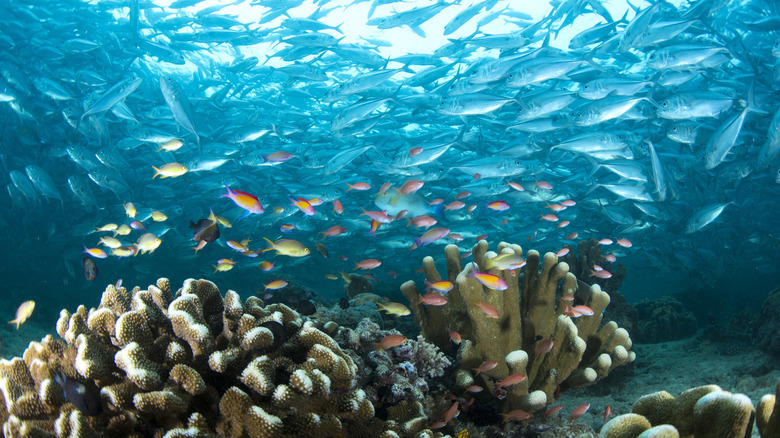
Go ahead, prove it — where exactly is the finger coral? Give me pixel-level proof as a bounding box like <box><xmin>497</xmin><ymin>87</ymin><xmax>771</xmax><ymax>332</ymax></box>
<box><xmin>400</xmin><ymin>241</ymin><xmax>636</xmax><ymax>414</ymax></box>
<box><xmin>0</xmin><ymin>277</ymin><xmax>432</xmax><ymax>437</ymax></box>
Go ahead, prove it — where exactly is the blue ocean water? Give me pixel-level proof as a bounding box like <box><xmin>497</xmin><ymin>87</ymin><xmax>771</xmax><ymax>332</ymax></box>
<box><xmin>0</xmin><ymin>0</ymin><xmax>778</xmax><ymax>346</ymax></box>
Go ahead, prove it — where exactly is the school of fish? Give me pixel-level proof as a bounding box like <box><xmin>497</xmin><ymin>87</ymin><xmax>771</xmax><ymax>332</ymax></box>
<box><xmin>1</xmin><ymin>0</ymin><xmax>779</xmax><ymax>307</ymax></box>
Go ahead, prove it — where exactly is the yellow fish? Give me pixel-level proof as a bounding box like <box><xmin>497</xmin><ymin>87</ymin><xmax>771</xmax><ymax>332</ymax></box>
<box><xmin>94</xmin><ymin>223</ymin><xmax>118</xmax><ymax>233</ymax></box>
<box><xmin>213</xmin><ymin>262</ymin><xmax>234</xmax><ymax>273</ymax></box>
<box><xmin>123</xmin><ymin>202</ymin><xmax>137</xmax><ymax>219</ymax></box>
<box><xmin>262</xmin><ymin>238</ymin><xmax>310</xmax><ymax>257</ymax></box>
<box><xmin>156</xmin><ymin>139</ymin><xmax>183</xmax><ymax>152</ymax></box>
<box><xmin>375</xmin><ymin>302</ymin><xmax>411</xmax><ymax>316</ymax></box>
<box><xmin>9</xmin><ymin>300</ymin><xmax>35</xmax><ymax>329</ymax></box>
<box><xmin>150</xmin><ymin>211</ymin><xmax>168</xmax><ymax>222</ymax></box>
<box><xmin>152</xmin><ymin>163</ymin><xmax>188</xmax><ymax>179</ymax></box>
<box><xmin>114</xmin><ymin>224</ymin><xmax>132</xmax><ymax>236</ymax></box>
<box><xmin>135</xmin><ymin>233</ymin><xmax>161</xmax><ymax>255</ymax></box>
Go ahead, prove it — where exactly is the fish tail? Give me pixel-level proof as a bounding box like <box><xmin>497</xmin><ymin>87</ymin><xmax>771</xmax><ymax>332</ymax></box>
<box><xmin>152</xmin><ymin>167</ymin><xmax>159</xmax><ymax>179</ymax></box>
<box><xmin>262</xmin><ymin>237</ymin><xmax>274</xmax><ymax>252</ymax></box>
<box><xmin>413</xmin><ymin>238</ymin><xmax>422</xmax><ymax>249</ymax></box>
<box><xmin>428</xmin><ymin>203</ymin><xmax>445</xmax><ymax>217</ymax></box>
<box><xmin>373</xmin><ymin>343</ymin><xmax>382</xmax><ymax>352</ymax></box>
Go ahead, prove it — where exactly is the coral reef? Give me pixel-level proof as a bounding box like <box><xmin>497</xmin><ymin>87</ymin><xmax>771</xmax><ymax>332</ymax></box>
<box><xmin>0</xmin><ymin>278</ymin><xmax>446</xmax><ymax>437</ymax></box>
<box><xmin>602</xmin><ymin>383</ymin><xmax>763</xmax><ymax>438</ymax></box>
<box><xmin>757</xmin><ymin>376</ymin><xmax>779</xmax><ymax>437</ymax></box>
<box><xmin>400</xmin><ymin>241</ymin><xmax>635</xmax><ymax>414</ymax></box>
<box><xmin>634</xmin><ymin>297</ymin><xmax>697</xmax><ymax>344</ymax></box>
<box><xmin>331</xmin><ymin>318</ymin><xmax>451</xmax><ymax>408</ymax></box>
<box><xmin>756</xmin><ymin>284</ymin><xmax>780</xmax><ymax>356</ymax></box>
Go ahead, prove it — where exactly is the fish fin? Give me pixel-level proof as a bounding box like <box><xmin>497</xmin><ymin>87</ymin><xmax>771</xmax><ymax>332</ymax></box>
<box><xmin>262</xmin><ymin>237</ymin><xmax>274</xmax><ymax>252</ymax></box>
<box><xmin>413</xmin><ymin>238</ymin><xmax>422</xmax><ymax>249</ymax></box>
<box><xmin>236</xmin><ymin>210</ymin><xmax>250</xmax><ymax>220</ymax></box>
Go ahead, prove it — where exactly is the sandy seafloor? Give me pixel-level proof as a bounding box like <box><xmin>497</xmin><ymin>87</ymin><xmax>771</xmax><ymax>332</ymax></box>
<box><xmin>2</xmin><ymin>308</ymin><xmax>777</xmax><ymax>437</ymax></box>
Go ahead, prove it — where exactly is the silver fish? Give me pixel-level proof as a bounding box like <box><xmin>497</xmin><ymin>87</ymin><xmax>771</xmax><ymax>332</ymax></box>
<box><xmin>160</xmin><ymin>76</ymin><xmax>200</xmax><ymax>152</ymax></box>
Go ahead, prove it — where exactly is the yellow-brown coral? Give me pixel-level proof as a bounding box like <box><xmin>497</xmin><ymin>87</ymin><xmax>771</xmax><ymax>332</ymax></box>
<box><xmin>400</xmin><ymin>241</ymin><xmax>635</xmax><ymax>413</ymax></box>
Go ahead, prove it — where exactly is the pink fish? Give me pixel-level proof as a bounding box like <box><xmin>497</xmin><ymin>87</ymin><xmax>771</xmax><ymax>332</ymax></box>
<box><xmin>221</xmin><ymin>185</ymin><xmax>264</xmax><ymax>218</ymax></box>
<box><xmin>263</xmin><ymin>151</ymin><xmax>293</xmax><ymax>163</ymax></box>
<box><xmin>486</xmin><ymin>200</ymin><xmax>510</xmax><ymax>212</ymax></box>
<box><xmin>399</xmin><ymin>180</ymin><xmax>424</xmax><ymax>195</ymax></box>
<box><xmin>418</xmin><ymin>293</ymin><xmax>448</xmax><ymax>306</ymax></box>
<box><xmin>289</xmin><ymin>197</ymin><xmax>315</xmax><ymax>216</ymax></box>
<box><xmin>354</xmin><ymin>259</ymin><xmax>381</xmax><ymax>270</ymax></box>
<box><xmin>414</xmin><ymin>227</ymin><xmax>450</xmax><ymax>248</ymax></box>
<box><xmin>406</xmin><ymin>215</ymin><xmax>437</xmax><ymax>229</ymax></box>
<box><xmin>360</xmin><ymin>208</ymin><xmax>393</xmax><ymax>223</ymax></box>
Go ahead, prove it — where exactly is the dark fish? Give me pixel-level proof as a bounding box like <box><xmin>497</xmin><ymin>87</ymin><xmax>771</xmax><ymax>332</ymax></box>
<box><xmin>53</xmin><ymin>373</ymin><xmax>103</xmax><ymax>416</ymax></box>
<box><xmin>82</xmin><ymin>256</ymin><xmax>97</xmax><ymax>281</ymax></box>
<box><xmin>295</xmin><ymin>300</ymin><xmax>316</xmax><ymax>315</ymax></box>
<box><xmin>338</xmin><ymin>297</ymin><xmax>350</xmax><ymax>309</ymax></box>
<box><xmin>189</xmin><ymin>211</ymin><xmax>220</xmax><ymax>242</ymax></box>
<box><xmin>260</xmin><ymin>321</ymin><xmax>287</xmax><ymax>350</ymax></box>
<box><xmin>315</xmin><ymin>242</ymin><xmax>328</xmax><ymax>258</ymax></box>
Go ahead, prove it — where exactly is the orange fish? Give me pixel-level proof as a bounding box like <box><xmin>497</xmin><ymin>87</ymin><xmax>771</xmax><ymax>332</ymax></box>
<box><xmin>598</xmin><ymin>238</ymin><xmax>613</xmax><ymax>245</ymax></box>
<box><xmin>475</xmin><ymin>302</ymin><xmax>499</xmax><ymax>318</ymax></box>
<box><xmin>449</xmin><ymin>328</ymin><xmax>461</xmax><ymax>344</ymax></box>
<box><xmin>616</xmin><ymin>238</ymin><xmax>632</xmax><ymax>248</ymax></box>
<box><xmin>497</xmin><ymin>373</ymin><xmax>526</xmax><ymax>388</ymax></box>
<box><xmin>319</xmin><ymin>225</ymin><xmax>347</xmax><ymax>239</ymax></box>
<box><xmin>466</xmin><ymin>385</ymin><xmax>483</xmax><ymax>393</ymax></box>
<box><xmin>569</xmin><ymin>403</ymin><xmax>590</xmax><ymax>422</ymax></box>
<box><xmin>566</xmin><ymin>232</ymin><xmax>579</xmax><ymax>240</ymax></box>
<box><xmin>258</xmin><ymin>261</ymin><xmax>275</xmax><ymax>271</ymax></box>
<box><xmin>472</xmin><ymin>361</ymin><xmax>498</xmax><ymax>376</ymax></box>
<box><xmin>558</xmin><ymin>220</ymin><xmax>570</xmax><ymax>228</ymax></box>
<box><xmin>264</xmin><ymin>280</ymin><xmax>288</xmax><ymax>290</ymax></box>
<box><xmin>590</xmin><ymin>270</ymin><xmax>612</xmax><ymax>279</ymax></box>
<box><xmin>409</xmin><ymin>146</ymin><xmax>423</xmax><ymax>157</ymax></box>
<box><xmin>507</xmin><ymin>181</ymin><xmax>524</xmax><ymax>191</ymax></box>
<box><xmin>562</xmin><ymin>199</ymin><xmax>576</xmax><ymax>207</ymax></box>
<box><xmin>346</xmin><ymin>182</ymin><xmax>371</xmax><ymax>191</ymax></box>
<box><xmin>354</xmin><ymin>259</ymin><xmax>381</xmax><ymax>270</ymax></box>
<box><xmin>535</xmin><ymin>339</ymin><xmax>554</xmax><ymax>356</ymax></box>
<box><xmin>373</xmin><ymin>334</ymin><xmax>407</xmax><ymax>351</ymax></box>
<box><xmin>406</xmin><ymin>215</ymin><xmax>437</xmax><ymax>229</ymax></box>
<box><xmin>556</xmin><ymin>248</ymin><xmax>569</xmax><ymax>257</ymax></box>
<box><xmin>332</xmin><ymin>199</ymin><xmax>343</xmax><ymax>215</ymax></box>
<box><xmin>467</xmin><ymin>268</ymin><xmax>508</xmax><ymax>291</ymax></box>
<box><xmin>545</xmin><ymin>405</ymin><xmax>563</xmax><ymax>416</ymax></box>
<box><xmin>605</xmin><ymin>253</ymin><xmax>617</xmax><ymax>262</ymax></box>
<box><xmin>425</xmin><ymin>280</ymin><xmax>454</xmax><ymax>293</ymax></box>
<box><xmin>501</xmin><ymin>409</ymin><xmax>531</xmax><ymax>423</ymax></box>
<box><xmin>455</xmin><ymin>190</ymin><xmax>471</xmax><ymax>200</ymax></box>
<box><xmin>541</xmin><ymin>214</ymin><xmax>559</xmax><ymax>222</ymax></box>
<box><xmin>603</xmin><ymin>406</ymin><xmax>613</xmax><ymax>424</ymax></box>
<box><xmin>378</xmin><ymin>182</ymin><xmax>392</xmax><ymax>195</ymax></box>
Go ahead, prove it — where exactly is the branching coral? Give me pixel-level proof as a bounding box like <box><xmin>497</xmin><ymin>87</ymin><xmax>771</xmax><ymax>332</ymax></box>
<box><xmin>400</xmin><ymin>241</ymin><xmax>635</xmax><ymax>414</ymax></box>
<box><xmin>0</xmin><ymin>278</ymin><xmax>437</xmax><ymax>437</ymax></box>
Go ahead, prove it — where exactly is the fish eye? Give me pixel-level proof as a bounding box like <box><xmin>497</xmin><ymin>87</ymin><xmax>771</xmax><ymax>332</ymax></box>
<box><xmin>649</xmin><ymin>53</ymin><xmax>655</xmax><ymax>59</ymax></box>
<box><xmin>662</xmin><ymin>101</ymin><xmax>667</xmax><ymax>107</ymax></box>
<box><xmin>671</xmin><ymin>126</ymin><xmax>678</xmax><ymax>131</ymax></box>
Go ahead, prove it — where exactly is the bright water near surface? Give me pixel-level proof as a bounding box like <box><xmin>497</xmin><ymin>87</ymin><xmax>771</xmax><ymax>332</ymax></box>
<box><xmin>0</xmin><ymin>0</ymin><xmax>779</xmax><ymax>336</ymax></box>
